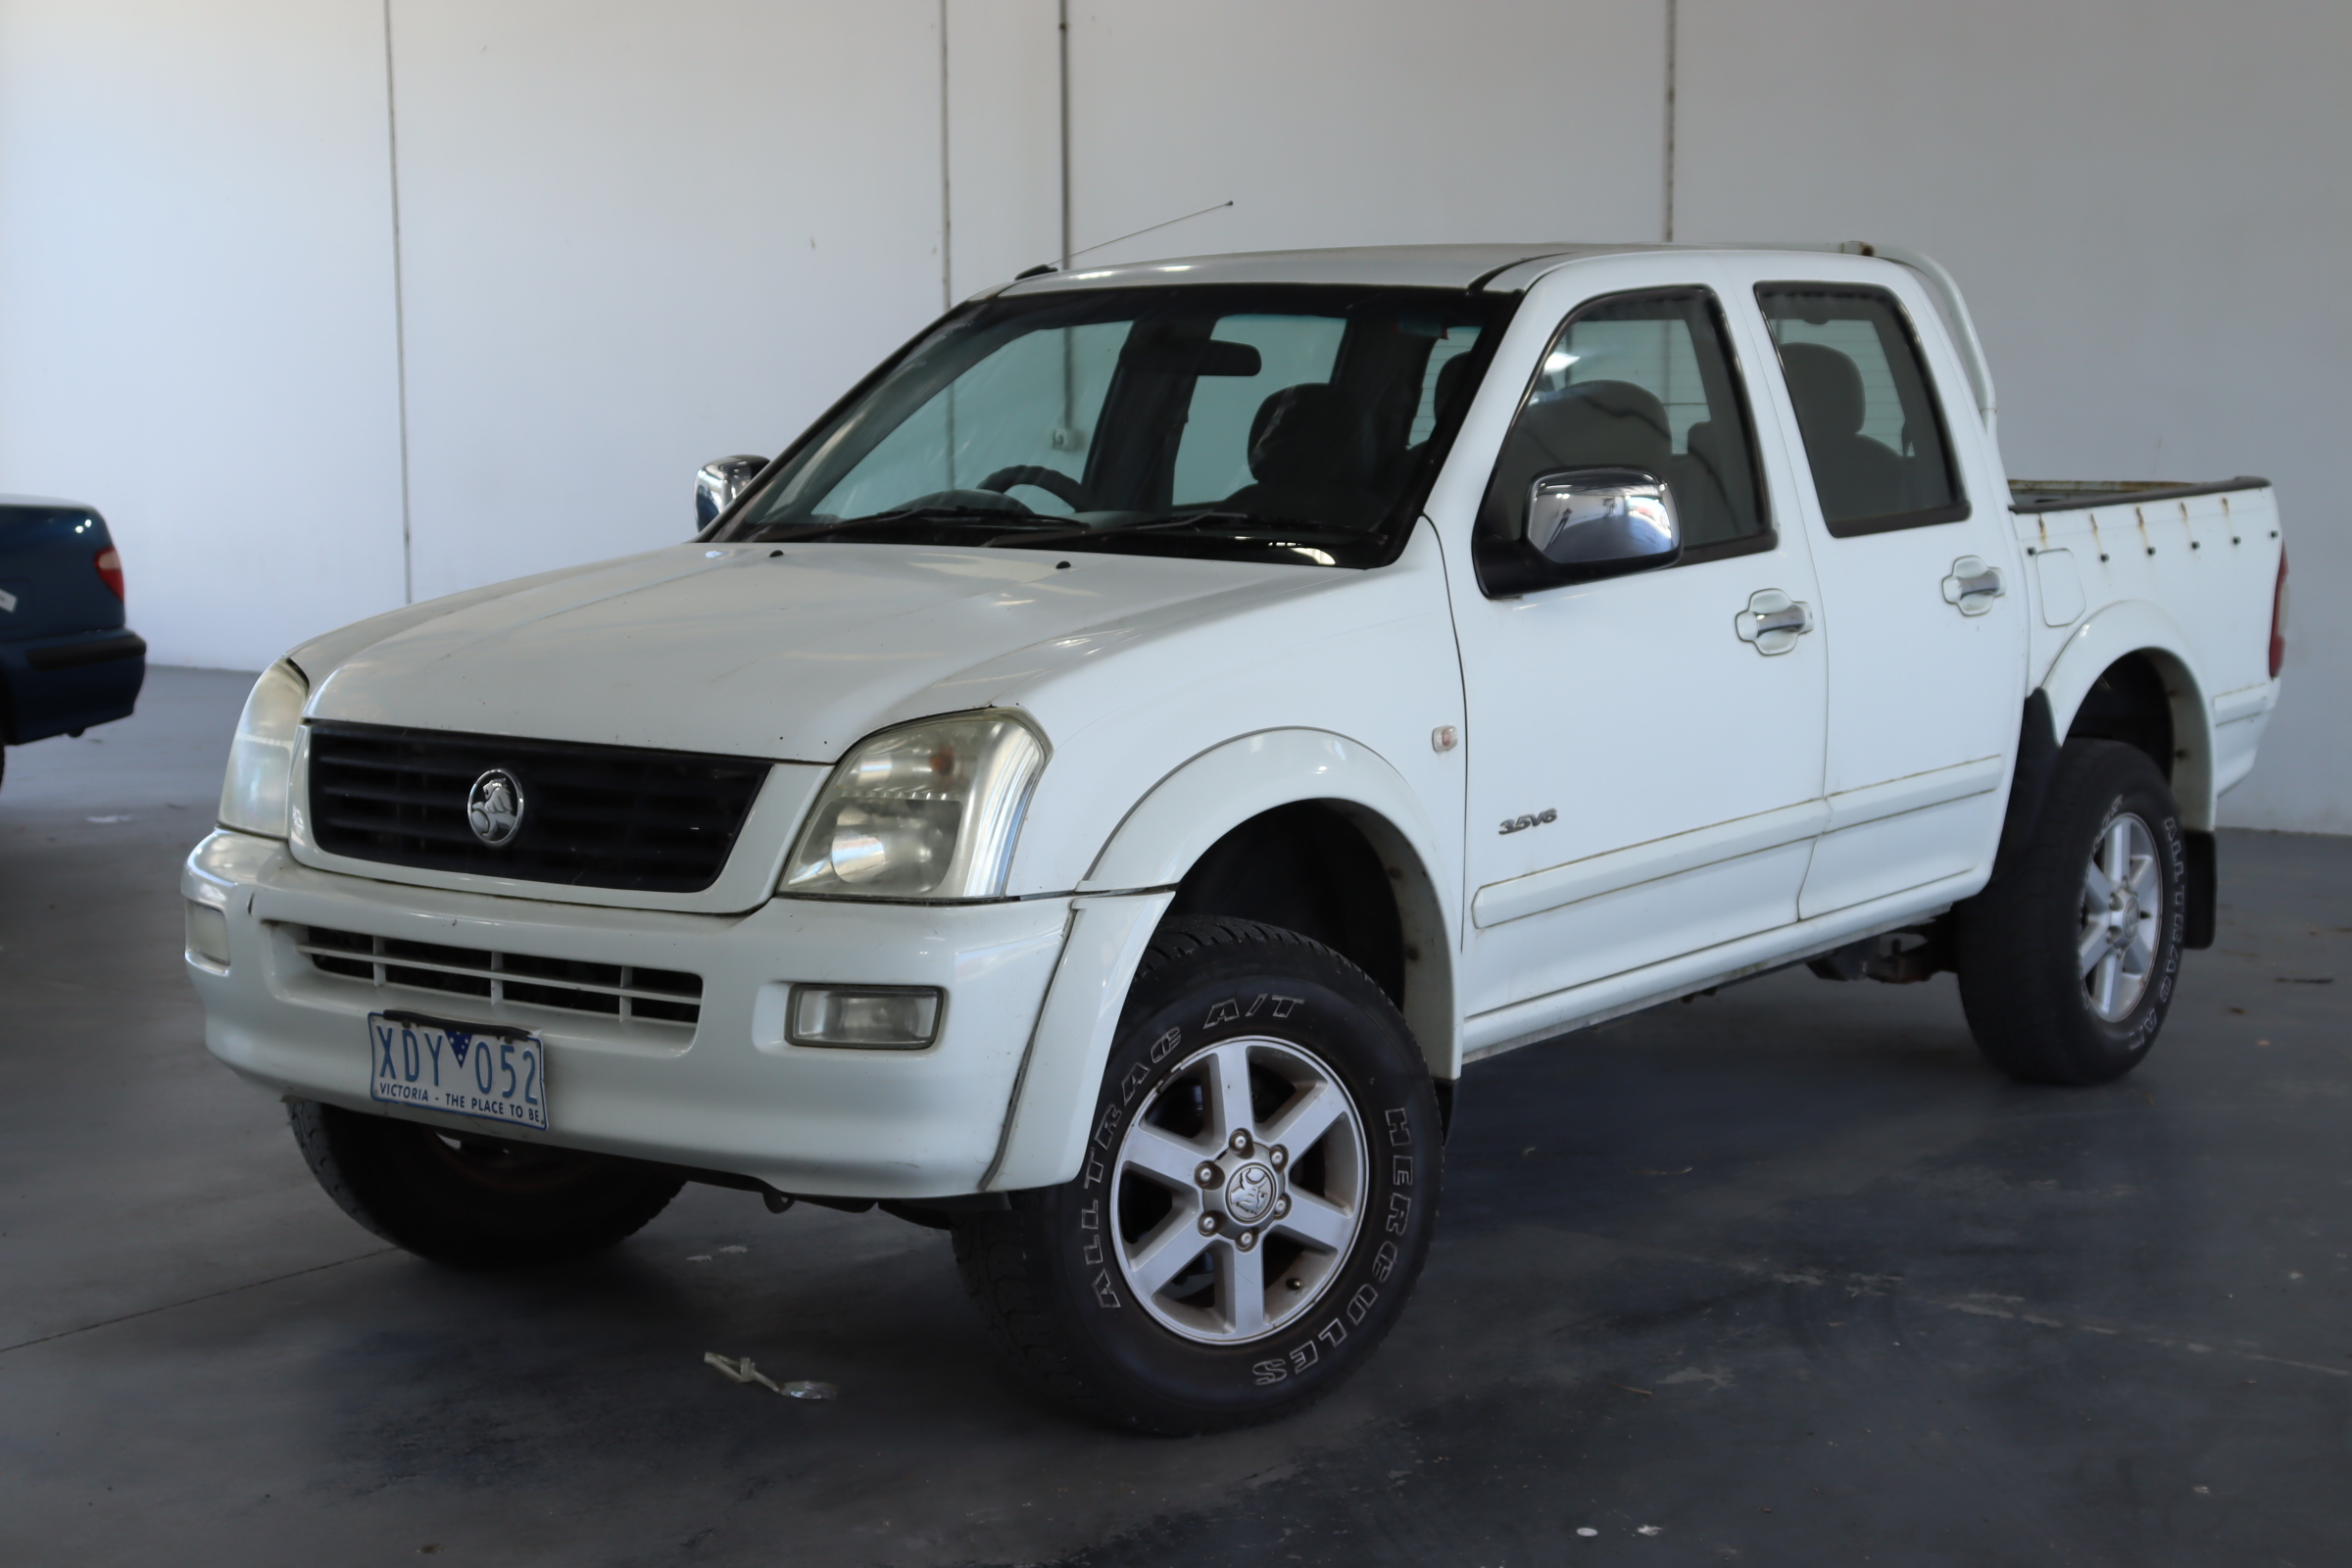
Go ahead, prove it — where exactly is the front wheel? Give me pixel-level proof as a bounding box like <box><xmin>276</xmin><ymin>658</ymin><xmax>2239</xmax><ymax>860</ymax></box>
<box><xmin>288</xmin><ymin>1101</ymin><xmax>683</xmax><ymax>1267</ymax></box>
<box><xmin>952</xmin><ymin>917</ymin><xmax>1442</xmax><ymax>1433</ymax></box>
<box><xmin>1955</xmin><ymin>739</ymin><xmax>2188</xmax><ymax>1085</ymax></box>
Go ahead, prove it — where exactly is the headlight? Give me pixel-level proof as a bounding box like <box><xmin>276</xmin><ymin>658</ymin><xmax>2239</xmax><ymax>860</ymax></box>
<box><xmin>218</xmin><ymin>661</ymin><xmax>308</xmax><ymax>837</ymax></box>
<box><xmin>781</xmin><ymin>710</ymin><xmax>1047</xmax><ymax>900</ymax></box>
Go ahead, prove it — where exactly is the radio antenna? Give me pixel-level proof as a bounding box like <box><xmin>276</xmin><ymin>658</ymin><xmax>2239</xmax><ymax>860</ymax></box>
<box><xmin>1047</xmin><ymin>199</ymin><xmax>1235</xmax><ymax>270</ymax></box>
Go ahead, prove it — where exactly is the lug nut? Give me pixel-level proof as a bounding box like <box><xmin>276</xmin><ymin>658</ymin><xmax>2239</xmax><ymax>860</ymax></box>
<box><xmin>1268</xmin><ymin>1145</ymin><xmax>1288</xmax><ymax>1170</ymax></box>
<box><xmin>1199</xmin><ymin>1212</ymin><xmax>1220</xmax><ymax>1235</ymax></box>
<box><xmin>1196</xmin><ymin>1162</ymin><xmax>1220</xmax><ymax>1188</ymax></box>
<box><xmin>1273</xmin><ymin>1194</ymin><xmax>1291</xmax><ymax>1218</ymax></box>
<box><xmin>1235</xmin><ymin>1229</ymin><xmax>1257</xmax><ymax>1251</ymax></box>
<box><xmin>1229</xmin><ymin>1130</ymin><xmax>1252</xmax><ymax>1155</ymax></box>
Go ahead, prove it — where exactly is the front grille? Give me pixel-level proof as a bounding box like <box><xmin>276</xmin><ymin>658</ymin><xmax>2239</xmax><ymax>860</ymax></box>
<box><xmin>298</xmin><ymin>925</ymin><xmax>703</xmax><ymax>1028</ymax></box>
<box><xmin>307</xmin><ymin>721</ymin><xmax>767</xmax><ymax>893</ymax></box>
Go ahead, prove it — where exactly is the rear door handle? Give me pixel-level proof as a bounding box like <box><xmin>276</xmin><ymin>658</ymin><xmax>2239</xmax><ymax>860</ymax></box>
<box><xmin>1735</xmin><ymin>588</ymin><xmax>1815</xmax><ymax>655</ymax></box>
<box><xmin>1941</xmin><ymin>556</ymin><xmax>2004</xmax><ymax>615</ymax></box>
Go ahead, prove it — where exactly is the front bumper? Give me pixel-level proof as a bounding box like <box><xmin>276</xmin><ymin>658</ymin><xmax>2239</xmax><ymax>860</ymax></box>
<box><xmin>183</xmin><ymin>830</ymin><xmax>1074</xmax><ymax>1199</ymax></box>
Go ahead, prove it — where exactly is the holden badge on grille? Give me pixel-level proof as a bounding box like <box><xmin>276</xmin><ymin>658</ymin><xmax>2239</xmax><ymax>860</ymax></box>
<box><xmin>466</xmin><ymin>768</ymin><xmax>525</xmax><ymax>846</ymax></box>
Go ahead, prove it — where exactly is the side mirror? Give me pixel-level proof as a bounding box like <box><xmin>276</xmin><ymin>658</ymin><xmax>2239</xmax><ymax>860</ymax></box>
<box><xmin>1525</xmin><ymin>467</ymin><xmax>1680</xmax><ymax>573</ymax></box>
<box><xmin>1474</xmin><ymin>466</ymin><xmax>1681</xmax><ymax>596</ymax></box>
<box><xmin>696</xmin><ymin>455</ymin><xmax>769</xmax><ymax>531</ymax></box>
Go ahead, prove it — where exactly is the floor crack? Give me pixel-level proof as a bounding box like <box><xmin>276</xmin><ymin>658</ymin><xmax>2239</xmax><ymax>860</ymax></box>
<box><xmin>0</xmin><ymin>1247</ymin><xmax>398</xmax><ymax>1356</ymax></box>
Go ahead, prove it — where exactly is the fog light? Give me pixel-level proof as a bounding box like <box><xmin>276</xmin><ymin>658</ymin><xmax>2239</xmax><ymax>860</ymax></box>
<box><xmin>786</xmin><ymin>985</ymin><xmax>942</xmax><ymax>1049</ymax></box>
<box><xmin>185</xmin><ymin>903</ymin><xmax>231</xmax><ymax>969</ymax></box>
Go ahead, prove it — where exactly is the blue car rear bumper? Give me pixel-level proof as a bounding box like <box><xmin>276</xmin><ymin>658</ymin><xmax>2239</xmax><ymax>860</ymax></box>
<box><xmin>1</xmin><ymin>627</ymin><xmax>146</xmax><ymax>744</ymax></box>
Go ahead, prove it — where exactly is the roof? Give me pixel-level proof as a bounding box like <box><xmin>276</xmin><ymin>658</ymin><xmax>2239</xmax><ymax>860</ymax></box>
<box><xmin>993</xmin><ymin>243</ymin><xmax>1671</xmax><ymax>295</ymax></box>
<box><xmin>986</xmin><ymin>241</ymin><xmax>1995</xmax><ymax>424</ymax></box>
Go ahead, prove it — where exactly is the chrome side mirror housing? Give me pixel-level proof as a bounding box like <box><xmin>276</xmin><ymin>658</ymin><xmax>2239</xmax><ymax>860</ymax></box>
<box><xmin>1474</xmin><ymin>466</ymin><xmax>1682</xmax><ymax>596</ymax></box>
<box><xmin>696</xmin><ymin>454</ymin><xmax>769</xmax><ymax>531</ymax></box>
<box><xmin>1526</xmin><ymin>467</ymin><xmax>1680</xmax><ymax>571</ymax></box>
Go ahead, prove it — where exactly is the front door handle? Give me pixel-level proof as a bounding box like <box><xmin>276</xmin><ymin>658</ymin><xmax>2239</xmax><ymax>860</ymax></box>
<box><xmin>1735</xmin><ymin>588</ymin><xmax>1815</xmax><ymax>655</ymax></box>
<box><xmin>1941</xmin><ymin>556</ymin><xmax>2004</xmax><ymax>615</ymax></box>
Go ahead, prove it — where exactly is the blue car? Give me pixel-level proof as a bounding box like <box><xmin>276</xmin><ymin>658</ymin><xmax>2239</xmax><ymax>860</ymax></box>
<box><xmin>0</xmin><ymin>495</ymin><xmax>146</xmax><ymax>789</ymax></box>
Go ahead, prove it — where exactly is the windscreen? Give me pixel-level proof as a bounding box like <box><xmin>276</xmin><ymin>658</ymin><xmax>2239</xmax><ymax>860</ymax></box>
<box><xmin>716</xmin><ymin>284</ymin><xmax>1509</xmax><ymax>566</ymax></box>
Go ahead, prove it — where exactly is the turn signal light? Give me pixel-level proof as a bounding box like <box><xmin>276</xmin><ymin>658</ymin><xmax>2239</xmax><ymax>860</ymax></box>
<box><xmin>94</xmin><ymin>546</ymin><xmax>124</xmax><ymax>601</ymax></box>
<box><xmin>785</xmin><ymin>985</ymin><xmax>943</xmax><ymax>1049</ymax></box>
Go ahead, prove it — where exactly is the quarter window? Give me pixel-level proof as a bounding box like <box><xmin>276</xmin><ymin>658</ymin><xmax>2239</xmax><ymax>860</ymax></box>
<box><xmin>1482</xmin><ymin>288</ymin><xmax>1770</xmax><ymax>563</ymax></box>
<box><xmin>1755</xmin><ymin>284</ymin><xmax>1968</xmax><ymax>536</ymax></box>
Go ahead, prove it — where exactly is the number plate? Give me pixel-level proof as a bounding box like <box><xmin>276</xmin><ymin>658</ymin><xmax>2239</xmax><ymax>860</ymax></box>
<box><xmin>368</xmin><ymin>1012</ymin><xmax>548</xmax><ymax>1131</ymax></box>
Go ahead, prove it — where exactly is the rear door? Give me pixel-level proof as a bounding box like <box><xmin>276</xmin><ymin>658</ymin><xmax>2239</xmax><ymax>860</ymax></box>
<box><xmin>1721</xmin><ymin>257</ymin><xmax>2026</xmax><ymax>917</ymax></box>
<box><xmin>1440</xmin><ymin>256</ymin><xmax>1829</xmax><ymax>1021</ymax></box>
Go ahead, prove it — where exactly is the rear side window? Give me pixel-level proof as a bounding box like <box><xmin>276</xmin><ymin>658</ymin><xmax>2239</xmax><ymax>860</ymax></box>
<box><xmin>1755</xmin><ymin>284</ymin><xmax>1968</xmax><ymax>536</ymax></box>
<box><xmin>1482</xmin><ymin>288</ymin><xmax>1770</xmax><ymax>561</ymax></box>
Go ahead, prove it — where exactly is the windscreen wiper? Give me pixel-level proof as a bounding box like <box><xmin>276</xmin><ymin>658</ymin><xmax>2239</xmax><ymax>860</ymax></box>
<box><xmin>989</xmin><ymin>510</ymin><xmax>1307</xmax><ymax>551</ymax></box>
<box><xmin>754</xmin><ymin>506</ymin><xmax>1072</xmax><ymax>543</ymax></box>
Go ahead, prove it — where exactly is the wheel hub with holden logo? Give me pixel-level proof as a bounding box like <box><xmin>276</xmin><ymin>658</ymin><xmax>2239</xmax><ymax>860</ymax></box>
<box><xmin>1109</xmin><ymin>1034</ymin><xmax>1369</xmax><ymax>1346</ymax></box>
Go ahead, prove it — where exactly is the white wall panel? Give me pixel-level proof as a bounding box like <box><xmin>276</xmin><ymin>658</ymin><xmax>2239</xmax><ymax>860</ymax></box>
<box><xmin>3</xmin><ymin>0</ymin><xmax>2345</xmax><ymax>828</ymax></box>
<box><xmin>388</xmin><ymin>0</ymin><xmax>948</xmax><ymax>600</ymax></box>
<box><xmin>946</xmin><ymin>0</ymin><xmax>1063</xmax><ymax>299</ymax></box>
<box><xmin>1064</xmin><ymin>0</ymin><xmax>1667</xmax><ymax>265</ymax></box>
<box><xmin>0</xmin><ymin>0</ymin><xmax>408</xmax><ymax>670</ymax></box>
<box><xmin>1673</xmin><ymin>0</ymin><xmax>2352</xmax><ymax>830</ymax></box>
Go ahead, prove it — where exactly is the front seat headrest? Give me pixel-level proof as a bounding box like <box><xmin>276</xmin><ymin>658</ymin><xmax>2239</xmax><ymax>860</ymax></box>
<box><xmin>1248</xmin><ymin>384</ymin><xmax>1362</xmax><ymax>485</ymax></box>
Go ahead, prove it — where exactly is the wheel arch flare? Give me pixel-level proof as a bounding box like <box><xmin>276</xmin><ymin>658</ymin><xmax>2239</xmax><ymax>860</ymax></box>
<box><xmin>986</xmin><ymin>729</ymin><xmax>1458</xmax><ymax>1194</ymax></box>
<box><xmin>2036</xmin><ymin>601</ymin><xmax>2216</xmax><ymax>830</ymax></box>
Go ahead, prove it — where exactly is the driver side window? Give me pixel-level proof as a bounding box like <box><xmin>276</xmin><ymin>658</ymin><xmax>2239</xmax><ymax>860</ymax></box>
<box><xmin>1482</xmin><ymin>287</ymin><xmax>1770</xmax><ymax>563</ymax></box>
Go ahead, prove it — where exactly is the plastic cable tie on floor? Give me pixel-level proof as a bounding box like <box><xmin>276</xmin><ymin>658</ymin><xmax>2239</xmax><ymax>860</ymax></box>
<box><xmin>703</xmin><ymin>1352</ymin><xmax>783</xmax><ymax>1394</ymax></box>
<box><xmin>705</xmin><ymin>1354</ymin><xmax>833</xmax><ymax>1400</ymax></box>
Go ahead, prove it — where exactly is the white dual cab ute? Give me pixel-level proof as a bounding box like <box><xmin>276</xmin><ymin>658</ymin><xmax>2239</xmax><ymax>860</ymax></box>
<box><xmin>186</xmin><ymin>242</ymin><xmax>2286</xmax><ymax>1432</ymax></box>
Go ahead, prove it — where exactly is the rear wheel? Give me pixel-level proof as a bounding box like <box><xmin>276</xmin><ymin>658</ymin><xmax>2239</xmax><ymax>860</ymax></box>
<box><xmin>1955</xmin><ymin>739</ymin><xmax>2187</xmax><ymax>1085</ymax></box>
<box><xmin>288</xmin><ymin>1101</ymin><xmax>682</xmax><ymax>1267</ymax></box>
<box><xmin>952</xmin><ymin>917</ymin><xmax>1441</xmax><ymax>1433</ymax></box>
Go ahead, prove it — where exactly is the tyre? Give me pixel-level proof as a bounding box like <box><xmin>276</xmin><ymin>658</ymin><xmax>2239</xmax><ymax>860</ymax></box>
<box><xmin>952</xmin><ymin>917</ymin><xmax>1442</xmax><ymax>1434</ymax></box>
<box><xmin>288</xmin><ymin>1101</ymin><xmax>683</xmax><ymax>1267</ymax></box>
<box><xmin>1955</xmin><ymin>738</ymin><xmax>2187</xmax><ymax>1085</ymax></box>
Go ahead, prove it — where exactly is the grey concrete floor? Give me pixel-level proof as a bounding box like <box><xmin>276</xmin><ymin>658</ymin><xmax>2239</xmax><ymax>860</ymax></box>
<box><xmin>4</xmin><ymin>667</ymin><xmax>2349</xmax><ymax>1567</ymax></box>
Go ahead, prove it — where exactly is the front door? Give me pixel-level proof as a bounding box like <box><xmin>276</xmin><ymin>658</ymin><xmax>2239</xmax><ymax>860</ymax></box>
<box><xmin>1441</xmin><ymin>259</ymin><xmax>1830</xmax><ymax>1022</ymax></box>
<box><xmin>1723</xmin><ymin>259</ymin><xmax>2026</xmax><ymax>918</ymax></box>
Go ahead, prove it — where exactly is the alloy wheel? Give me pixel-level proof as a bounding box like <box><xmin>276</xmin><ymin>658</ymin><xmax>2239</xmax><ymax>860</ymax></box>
<box><xmin>2079</xmin><ymin>811</ymin><xmax>2162</xmax><ymax>1021</ymax></box>
<box><xmin>1110</xmin><ymin>1035</ymin><xmax>1368</xmax><ymax>1345</ymax></box>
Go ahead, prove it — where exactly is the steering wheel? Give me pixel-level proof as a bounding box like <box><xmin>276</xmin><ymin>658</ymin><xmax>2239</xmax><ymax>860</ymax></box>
<box><xmin>978</xmin><ymin>466</ymin><xmax>1090</xmax><ymax>512</ymax></box>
